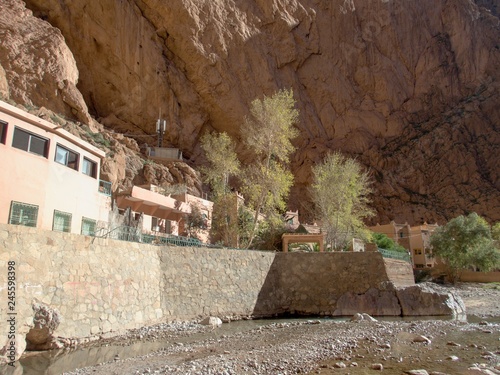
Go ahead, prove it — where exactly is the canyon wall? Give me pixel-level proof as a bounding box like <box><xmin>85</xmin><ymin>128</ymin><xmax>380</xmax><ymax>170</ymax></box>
<box><xmin>0</xmin><ymin>0</ymin><xmax>499</xmax><ymax>224</ymax></box>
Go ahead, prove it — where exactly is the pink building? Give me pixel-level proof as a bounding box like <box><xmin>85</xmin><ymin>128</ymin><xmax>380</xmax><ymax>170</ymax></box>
<box><xmin>0</xmin><ymin>100</ymin><xmax>111</xmax><ymax>234</ymax></box>
<box><xmin>115</xmin><ymin>184</ymin><xmax>213</xmax><ymax>243</ymax></box>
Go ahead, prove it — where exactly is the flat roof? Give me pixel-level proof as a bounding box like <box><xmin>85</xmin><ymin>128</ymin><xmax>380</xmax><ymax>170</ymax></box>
<box><xmin>0</xmin><ymin>100</ymin><xmax>106</xmax><ymax>159</ymax></box>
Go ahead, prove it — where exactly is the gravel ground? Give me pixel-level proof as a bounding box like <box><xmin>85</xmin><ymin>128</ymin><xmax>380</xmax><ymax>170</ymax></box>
<box><xmin>63</xmin><ymin>283</ymin><xmax>500</xmax><ymax>375</ymax></box>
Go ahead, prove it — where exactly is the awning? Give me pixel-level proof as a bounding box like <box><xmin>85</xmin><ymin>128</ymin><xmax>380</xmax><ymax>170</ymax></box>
<box><xmin>116</xmin><ymin>185</ymin><xmax>191</xmax><ymax>221</ymax></box>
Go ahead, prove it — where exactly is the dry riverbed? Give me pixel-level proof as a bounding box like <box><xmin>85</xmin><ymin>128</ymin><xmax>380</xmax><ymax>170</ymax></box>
<box><xmin>58</xmin><ymin>283</ymin><xmax>500</xmax><ymax>374</ymax></box>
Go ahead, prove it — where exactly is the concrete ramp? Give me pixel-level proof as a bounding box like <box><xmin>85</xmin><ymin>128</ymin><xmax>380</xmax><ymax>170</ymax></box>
<box><xmin>383</xmin><ymin>258</ymin><xmax>415</xmax><ymax>287</ymax></box>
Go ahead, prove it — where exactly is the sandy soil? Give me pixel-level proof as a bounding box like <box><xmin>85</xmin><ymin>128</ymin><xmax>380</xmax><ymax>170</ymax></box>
<box><xmin>60</xmin><ymin>283</ymin><xmax>500</xmax><ymax>375</ymax></box>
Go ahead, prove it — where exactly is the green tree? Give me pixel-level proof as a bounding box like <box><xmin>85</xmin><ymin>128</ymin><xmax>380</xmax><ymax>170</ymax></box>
<box><xmin>200</xmin><ymin>132</ymin><xmax>240</xmax><ymax>199</ymax></box>
<box><xmin>240</xmin><ymin>88</ymin><xmax>299</xmax><ymax>249</ymax></box>
<box><xmin>492</xmin><ymin>222</ymin><xmax>500</xmax><ymax>242</ymax></box>
<box><xmin>430</xmin><ymin>213</ymin><xmax>500</xmax><ymax>283</ymax></box>
<box><xmin>371</xmin><ymin>232</ymin><xmax>407</xmax><ymax>253</ymax></box>
<box><xmin>311</xmin><ymin>152</ymin><xmax>374</xmax><ymax>251</ymax></box>
<box><xmin>185</xmin><ymin>204</ymin><xmax>206</xmax><ymax>239</ymax></box>
<box><xmin>200</xmin><ymin>132</ymin><xmax>240</xmax><ymax>246</ymax></box>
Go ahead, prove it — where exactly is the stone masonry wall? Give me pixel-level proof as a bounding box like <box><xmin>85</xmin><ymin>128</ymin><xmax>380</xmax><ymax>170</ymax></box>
<box><xmin>255</xmin><ymin>252</ymin><xmax>398</xmax><ymax>317</ymax></box>
<box><xmin>0</xmin><ymin>224</ymin><xmax>411</xmax><ymax>346</ymax></box>
<box><xmin>160</xmin><ymin>248</ymin><xmax>276</xmax><ymax>319</ymax></box>
<box><xmin>0</xmin><ymin>224</ymin><xmax>163</xmax><ymax>340</ymax></box>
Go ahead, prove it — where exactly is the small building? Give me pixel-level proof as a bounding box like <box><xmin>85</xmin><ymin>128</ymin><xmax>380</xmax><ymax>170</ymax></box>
<box><xmin>369</xmin><ymin>221</ymin><xmax>439</xmax><ymax>268</ymax></box>
<box><xmin>0</xmin><ymin>100</ymin><xmax>111</xmax><ymax>234</ymax></box>
<box><xmin>410</xmin><ymin>223</ymin><xmax>439</xmax><ymax>268</ymax></box>
<box><xmin>115</xmin><ymin>184</ymin><xmax>213</xmax><ymax>243</ymax></box>
<box><xmin>369</xmin><ymin>221</ymin><xmax>412</xmax><ymax>250</ymax></box>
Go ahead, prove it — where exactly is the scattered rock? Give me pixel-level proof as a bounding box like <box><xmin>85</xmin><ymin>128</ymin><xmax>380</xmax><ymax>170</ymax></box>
<box><xmin>350</xmin><ymin>313</ymin><xmax>378</xmax><ymax>322</ymax></box>
<box><xmin>371</xmin><ymin>363</ymin><xmax>384</xmax><ymax>370</ymax></box>
<box><xmin>405</xmin><ymin>370</ymin><xmax>430</xmax><ymax>375</ymax></box>
<box><xmin>413</xmin><ymin>335</ymin><xmax>432</xmax><ymax>344</ymax></box>
<box><xmin>200</xmin><ymin>317</ymin><xmax>223</xmax><ymax>327</ymax></box>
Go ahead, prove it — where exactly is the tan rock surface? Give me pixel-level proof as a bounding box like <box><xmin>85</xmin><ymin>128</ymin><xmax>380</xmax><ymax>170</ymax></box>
<box><xmin>0</xmin><ymin>0</ymin><xmax>498</xmax><ymax>224</ymax></box>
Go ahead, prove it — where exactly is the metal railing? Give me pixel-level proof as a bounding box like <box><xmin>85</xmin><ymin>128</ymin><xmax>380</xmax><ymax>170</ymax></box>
<box><xmin>378</xmin><ymin>247</ymin><xmax>412</xmax><ymax>263</ymax></box>
<box><xmin>93</xmin><ymin>225</ymin><xmax>204</xmax><ymax>247</ymax></box>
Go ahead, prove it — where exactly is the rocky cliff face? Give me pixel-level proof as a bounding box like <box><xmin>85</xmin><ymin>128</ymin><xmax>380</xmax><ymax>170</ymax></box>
<box><xmin>1</xmin><ymin>0</ymin><xmax>499</xmax><ymax>225</ymax></box>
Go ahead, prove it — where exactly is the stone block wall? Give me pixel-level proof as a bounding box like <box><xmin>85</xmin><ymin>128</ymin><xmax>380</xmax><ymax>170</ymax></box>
<box><xmin>0</xmin><ymin>224</ymin><xmax>416</xmax><ymax>346</ymax></box>
<box><xmin>0</xmin><ymin>224</ymin><xmax>162</xmax><ymax>340</ymax></box>
<box><xmin>160</xmin><ymin>248</ymin><xmax>275</xmax><ymax>319</ymax></box>
<box><xmin>255</xmin><ymin>252</ymin><xmax>396</xmax><ymax>316</ymax></box>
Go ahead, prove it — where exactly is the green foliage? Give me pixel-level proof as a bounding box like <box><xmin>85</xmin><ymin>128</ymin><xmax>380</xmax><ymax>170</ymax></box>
<box><xmin>250</xmin><ymin>220</ymin><xmax>288</xmax><ymax>251</ymax></box>
<box><xmin>311</xmin><ymin>152</ymin><xmax>374</xmax><ymax>251</ymax></box>
<box><xmin>243</xmin><ymin>88</ymin><xmax>299</xmax><ymax>163</ymax></box>
<box><xmin>236</xmin><ymin>205</ymin><xmax>255</xmax><ymax>248</ymax></box>
<box><xmin>430</xmin><ymin>212</ymin><xmax>500</xmax><ymax>283</ymax></box>
<box><xmin>371</xmin><ymin>232</ymin><xmax>407</xmax><ymax>253</ymax></box>
<box><xmin>240</xmin><ymin>88</ymin><xmax>299</xmax><ymax>248</ymax></box>
<box><xmin>209</xmin><ymin>194</ymin><xmax>238</xmax><ymax>247</ymax></box>
<box><xmin>184</xmin><ymin>204</ymin><xmax>207</xmax><ymax>239</ymax></box>
<box><xmin>200</xmin><ymin>132</ymin><xmax>240</xmax><ymax>199</ymax></box>
<box><xmin>82</xmin><ymin>125</ymin><xmax>111</xmax><ymax>149</ymax></box>
<box><xmin>200</xmin><ymin>132</ymin><xmax>240</xmax><ymax>246</ymax></box>
<box><xmin>492</xmin><ymin>222</ymin><xmax>500</xmax><ymax>242</ymax></box>
<box><xmin>242</xmin><ymin>159</ymin><xmax>294</xmax><ymax>220</ymax></box>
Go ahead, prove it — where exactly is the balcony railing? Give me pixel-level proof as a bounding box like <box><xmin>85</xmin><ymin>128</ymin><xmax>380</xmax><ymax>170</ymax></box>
<box><xmin>378</xmin><ymin>247</ymin><xmax>412</xmax><ymax>263</ymax></box>
<box><xmin>92</xmin><ymin>225</ymin><xmax>204</xmax><ymax>247</ymax></box>
<box><xmin>98</xmin><ymin>180</ymin><xmax>112</xmax><ymax>196</ymax></box>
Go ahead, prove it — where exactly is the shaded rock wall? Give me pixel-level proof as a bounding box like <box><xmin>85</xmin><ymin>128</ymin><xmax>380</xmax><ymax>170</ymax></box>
<box><xmin>0</xmin><ymin>0</ymin><xmax>499</xmax><ymax>225</ymax></box>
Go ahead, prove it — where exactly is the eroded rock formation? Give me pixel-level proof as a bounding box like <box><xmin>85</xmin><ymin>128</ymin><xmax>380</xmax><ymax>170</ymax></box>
<box><xmin>0</xmin><ymin>0</ymin><xmax>499</xmax><ymax>224</ymax></box>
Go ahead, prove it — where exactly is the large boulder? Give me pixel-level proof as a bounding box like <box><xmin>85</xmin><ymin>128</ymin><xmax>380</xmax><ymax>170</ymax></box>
<box><xmin>333</xmin><ymin>287</ymin><xmax>402</xmax><ymax>316</ymax></box>
<box><xmin>396</xmin><ymin>283</ymin><xmax>466</xmax><ymax>317</ymax></box>
<box><xmin>25</xmin><ymin>301</ymin><xmax>64</xmax><ymax>351</ymax></box>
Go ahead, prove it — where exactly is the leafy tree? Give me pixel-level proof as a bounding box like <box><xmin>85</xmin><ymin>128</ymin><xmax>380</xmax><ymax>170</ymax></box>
<box><xmin>200</xmin><ymin>132</ymin><xmax>240</xmax><ymax>246</ymax></box>
<box><xmin>492</xmin><ymin>222</ymin><xmax>500</xmax><ymax>242</ymax></box>
<box><xmin>371</xmin><ymin>232</ymin><xmax>407</xmax><ymax>253</ymax></box>
<box><xmin>311</xmin><ymin>152</ymin><xmax>374</xmax><ymax>251</ymax></box>
<box><xmin>240</xmin><ymin>88</ymin><xmax>299</xmax><ymax>248</ymax></box>
<box><xmin>200</xmin><ymin>131</ymin><xmax>240</xmax><ymax>199</ymax></box>
<box><xmin>430</xmin><ymin>213</ymin><xmax>500</xmax><ymax>283</ymax></box>
<box><xmin>185</xmin><ymin>204</ymin><xmax>206</xmax><ymax>239</ymax></box>
<box><xmin>237</xmin><ymin>205</ymin><xmax>255</xmax><ymax>248</ymax></box>
<box><xmin>252</xmin><ymin>220</ymin><xmax>288</xmax><ymax>251</ymax></box>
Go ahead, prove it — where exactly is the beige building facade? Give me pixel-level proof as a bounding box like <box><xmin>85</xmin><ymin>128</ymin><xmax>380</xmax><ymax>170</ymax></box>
<box><xmin>0</xmin><ymin>100</ymin><xmax>111</xmax><ymax>235</ymax></box>
<box><xmin>370</xmin><ymin>221</ymin><xmax>439</xmax><ymax>269</ymax></box>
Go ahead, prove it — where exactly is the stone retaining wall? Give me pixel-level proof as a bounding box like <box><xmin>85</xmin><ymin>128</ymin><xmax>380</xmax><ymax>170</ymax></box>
<box><xmin>0</xmin><ymin>224</ymin><xmax>413</xmax><ymax>345</ymax></box>
<box><xmin>0</xmin><ymin>225</ymin><xmax>162</xmax><ymax>340</ymax></box>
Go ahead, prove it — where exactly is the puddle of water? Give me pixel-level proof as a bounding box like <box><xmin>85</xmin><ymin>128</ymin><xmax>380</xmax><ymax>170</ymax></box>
<box><xmin>1</xmin><ymin>316</ymin><xmax>498</xmax><ymax>375</ymax></box>
<box><xmin>2</xmin><ymin>319</ymin><xmax>309</xmax><ymax>375</ymax></box>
